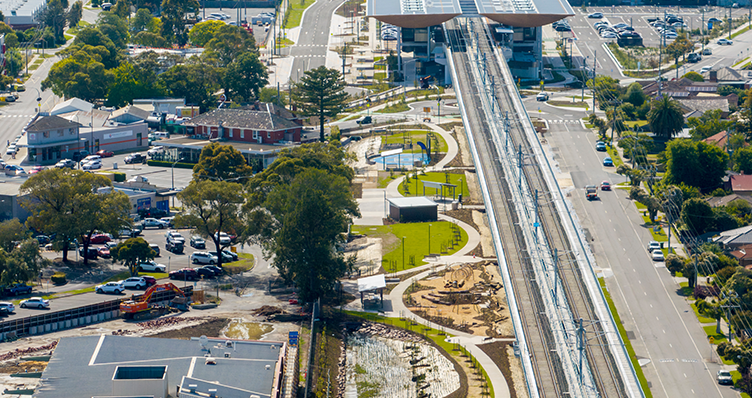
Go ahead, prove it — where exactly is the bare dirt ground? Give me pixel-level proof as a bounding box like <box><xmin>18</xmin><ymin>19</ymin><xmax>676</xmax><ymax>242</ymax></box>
<box><xmin>348</xmin><ymin>136</ymin><xmax>382</xmax><ymax>189</ymax></box>
<box><xmin>473</xmin><ymin>211</ymin><xmax>496</xmax><ymax>260</ymax></box>
<box><xmin>345</xmin><ymin>236</ymin><xmax>383</xmax><ymax>276</ymax></box>
<box><xmin>405</xmin><ymin>261</ymin><xmax>510</xmax><ymax>337</ymax></box>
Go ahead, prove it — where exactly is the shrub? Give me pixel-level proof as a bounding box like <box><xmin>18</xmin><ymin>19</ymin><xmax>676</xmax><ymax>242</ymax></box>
<box><xmin>51</xmin><ymin>272</ymin><xmax>66</xmax><ymax>285</ymax></box>
<box><xmin>146</xmin><ymin>160</ymin><xmax>195</xmax><ymax>169</ymax></box>
<box><xmin>113</xmin><ymin>172</ymin><xmax>126</xmax><ymax>182</ymax></box>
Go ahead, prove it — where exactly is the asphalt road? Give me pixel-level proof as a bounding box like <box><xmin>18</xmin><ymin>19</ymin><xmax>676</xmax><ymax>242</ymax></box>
<box><xmin>287</xmin><ymin>0</ymin><xmax>345</xmax><ymax>83</ymax></box>
<box><xmin>527</xmin><ymin>96</ymin><xmax>736</xmax><ymax>398</ymax></box>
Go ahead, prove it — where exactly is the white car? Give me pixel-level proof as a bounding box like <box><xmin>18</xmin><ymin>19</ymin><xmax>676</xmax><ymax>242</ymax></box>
<box><xmin>701</xmin><ymin>66</ymin><xmax>712</xmax><ymax>74</ymax></box>
<box><xmin>718</xmin><ymin>38</ymin><xmax>733</xmax><ymax>45</ymax></box>
<box><xmin>647</xmin><ymin>241</ymin><xmax>661</xmax><ymax>252</ymax></box>
<box><xmin>214</xmin><ymin>232</ymin><xmax>232</xmax><ymax>245</ymax></box>
<box><xmin>717</xmin><ymin>369</ymin><xmax>733</xmax><ymax>385</ymax></box>
<box><xmin>5</xmin><ymin>146</ymin><xmax>17</xmax><ymax>155</ymax></box>
<box><xmin>0</xmin><ymin>302</ymin><xmax>15</xmax><ymax>314</ymax></box>
<box><xmin>147</xmin><ymin>146</ymin><xmax>165</xmax><ymax>157</ymax></box>
<box><xmin>165</xmin><ymin>230</ymin><xmax>185</xmax><ymax>243</ymax></box>
<box><xmin>142</xmin><ymin>218</ymin><xmax>169</xmax><ymax>229</ymax></box>
<box><xmin>651</xmin><ymin>250</ymin><xmax>665</xmax><ymax>262</ymax></box>
<box><xmin>20</xmin><ymin>297</ymin><xmax>50</xmax><ymax>309</ymax></box>
<box><xmin>83</xmin><ymin>155</ymin><xmax>102</xmax><ymax>163</ymax></box>
<box><xmin>137</xmin><ymin>260</ymin><xmax>167</xmax><ymax>272</ymax></box>
<box><xmin>664</xmin><ymin>32</ymin><xmax>678</xmax><ymax>39</ymax></box>
<box><xmin>601</xmin><ymin>31</ymin><xmax>617</xmax><ymax>38</ymax></box>
<box><xmin>121</xmin><ymin>277</ymin><xmax>147</xmax><ymax>290</ymax></box>
<box><xmin>82</xmin><ymin>160</ymin><xmax>102</xmax><ymax>170</ymax></box>
<box><xmin>191</xmin><ymin>251</ymin><xmax>219</xmax><ymax>265</ymax></box>
<box><xmin>95</xmin><ymin>281</ymin><xmax>124</xmax><ymax>294</ymax></box>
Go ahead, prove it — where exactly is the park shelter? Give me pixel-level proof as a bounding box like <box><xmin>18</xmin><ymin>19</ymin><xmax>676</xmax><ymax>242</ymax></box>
<box><xmin>421</xmin><ymin>180</ymin><xmax>458</xmax><ymax>201</ymax></box>
<box><xmin>358</xmin><ymin>274</ymin><xmax>386</xmax><ymax>308</ymax></box>
<box><xmin>387</xmin><ymin>197</ymin><xmax>438</xmax><ymax>222</ymax></box>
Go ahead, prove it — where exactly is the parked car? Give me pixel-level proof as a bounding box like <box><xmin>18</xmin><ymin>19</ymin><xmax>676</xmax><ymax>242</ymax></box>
<box><xmin>54</xmin><ymin>159</ymin><xmax>76</xmax><ymax>169</ymax></box>
<box><xmin>20</xmin><ymin>297</ymin><xmax>49</xmax><ymax>309</ymax></box>
<box><xmin>709</xmin><ymin>17</ymin><xmax>721</xmax><ymax>23</ymax></box>
<box><xmin>139</xmin><ymin>208</ymin><xmax>169</xmax><ymax>219</ymax></box>
<box><xmin>603</xmin><ymin>157</ymin><xmax>614</xmax><ymax>167</ymax></box>
<box><xmin>118</xmin><ymin>227</ymin><xmax>142</xmax><ymax>238</ymax></box>
<box><xmin>124</xmin><ymin>153</ymin><xmax>148</xmax><ymax>164</ymax></box>
<box><xmin>29</xmin><ymin>166</ymin><xmax>46</xmax><ymax>174</ymax></box>
<box><xmin>83</xmin><ymin>155</ymin><xmax>102</xmax><ymax>163</ymax></box>
<box><xmin>147</xmin><ymin>146</ymin><xmax>165</xmax><ymax>157</ymax></box>
<box><xmin>142</xmin><ymin>218</ymin><xmax>169</xmax><ymax>229</ymax></box>
<box><xmin>149</xmin><ymin>244</ymin><xmax>161</xmax><ymax>257</ymax></box>
<box><xmin>141</xmin><ymin>275</ymin><xmax>157</xmax><ymax>287</ymax></box>
<box><xmin>223</xmin><ymin>249</ymin><xmax>239</xmax><ymax>261</ymax></box>
<box><xmin>601</xmin><ymin>181</ymin><xmax>611</xmax><ymax>191</ymax></box>
<box><xmin>587</xmin><ymin>12</ymin><xmax>603</xmax><ymax>18</ymax></box>
<box><xmin>35</xmin><ymin>235</ymin><xmax>51</xmax><ymax>245</ymax></box>
<box><xmin>0</xmin><ymin>302</ymin><xmax>15</xmax><ymax>314</ymax></box>
<box><xmin>651</xmin><ymin>250</ymin><xmax>665</xmax><ymax>262</ymax></box>
<box><xmin>717</xmin><ymin>38</ymin><xmax>733</xmax><ymax>45</ymax></box>
<box><xmin>702</xmin><ymin>48</ymin><xmax>713</xmax><ymax>55</ymax></box>
<box><xmin>82</xmin><ymin>160</ymin><xmax>103</xmax><ymax>170</ymax></box>
<box><xmin>97</xmin><ymin>246</ymin><xmax>111</xmax><ymax>258</ymax></box>
<box><xmin>79</xmin><ymin>247</ymin><xmax>98</xmax><ymax>259</ymax></box>
<box><xmin>166</xmin><ymin>238</ymin><xmax>184</xmax><ymax>254</ymax></box>
<box><xmin>4</xmin><ymin>165</ymin><xmax>25</xmax><ymax>176</ymax></box>
<box><xmin>190</xmin><ymin>236</ymin><xmax>206</xmax><ymax>249</ymax></box>
<box><xmin>121</xmin><ymin>277</ymin><xmax>148</xmax><ymax>290</ymax></box>
<box><xmin>201</xmin><ymin>265</ymin><xmax>223</xmax><ymax>277</ymax></box>
<box><xmin>595</xmin><ymin>141</ymin><xmax>607</xmax><ymax>151</ymax></box>
<box><xmin>196</xmin><ymin>266</ymin><xmax>217</xmax><ymax>279</ymax></box>
<box><xmin>647</xmin><ymin>241</ymin><xmax>661</xmax><ymax>252</ymax></box>
<box><xmin>89</xmin><ymin>234</ymin><xmax>111</xmax><ymax>244</ymax></box>
<box><xmin>717</xmin><ymin>370</ymin><xmax>733</xmax><ymax>385</ymax></box>
<box><xmin>96</xmin><ymin>150</ymin><xmax>115</xmax><ymax>157</ymax></box>
<box><xmin>214</xmin><ymin>232</ymin><xmax>232</xmax><ymax>246</ymax></box>
<box><xmin>165</xmin><ymin>230</ymin><xmax>185</xmax><ymax>243</ymax></box>
<box><xmin>95</xmin><ymin>281</ymin><xmax>124</xmax><ymax>294</ymax></box>
<box><xmin>105</xmin><ymin>241</ymin><xmax>119</xmax><ymax>250</ymax></box>
<box><xmin>191</xmin><ymin>252</ymin><xmax>218</xmax><ymax>265</ymax></box>
<box><xmin>4</xmin><ymin>283</ymin><xmax>32</xmax><ymax>296</ymax></box>
<box><xmin>137</xmin><ymin>260</ymin><xmax>167</xmax><ymax>272</ymax></box>
<box><xmin>210</xmin><ymin>251</ymin><xmax>234</xmax><ymax>263</ymax></box>
<box><xmin>169</xmin><ymin>268</ymin><xmax>199</xmax><ymax>281</ymax></box>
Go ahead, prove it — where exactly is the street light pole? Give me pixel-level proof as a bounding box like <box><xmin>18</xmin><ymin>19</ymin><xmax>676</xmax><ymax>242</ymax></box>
<box><xmin>428</xmin><ymin>224</ymin><xmax>432</xmax><ymax>255</ymax></box>
<box><xmin>171</xmin><ymin>158</ymin><xmax>185</xmax><ymax>190</ymax></box>
<box><xmin>402</xmin><ymin>236</ymin><xmax>406</xmax><ymax>270</ymax></box>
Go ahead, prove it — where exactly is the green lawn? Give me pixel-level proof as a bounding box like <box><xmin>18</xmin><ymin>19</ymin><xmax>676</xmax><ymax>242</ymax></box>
<box><xmin>703</xmin><ymin>325</ymin><xmax>728</xmax><ymax>344</ymax></box>
<box><xmin>397</xmin><ymin>172</ymin><xmax>469</xmax><ymax>199</ymax></box>
<box><xmin>377</xmin><ymin>101</ymin><xmax>409</xmax><ymax>113</ymax></box>
<box><xmin>599</xmin><ymin>278</ymin><xmax>653</xmax><ymax>398</ymax></box>
<box><xmin>378</xmin><ymin>173</ymin><xmax>402</xmax><ymax>188</ymax></box>
<box><xmin>284</xmin><ymin>0</ymin><xmax>316</xmax><ymax>29</ymax></box>
<box><xmin>691</xmin><ymin>302</ymin><xmax>716</xmax><ymax>324</ymax></box>
<box><xmin>351</xmin><ymin>221</ymin><xmax>469</xmax><ymax>270</ymax></box>
<box><xmin>625</xmin><ymin>120</ymin><xmax>649</xmax><ymax>128</ymax></box>
<box><xmin>223</xmin><ymin>252</ymin><xmax>255</xmax><ymax>274</ymax></box>
<box><xmin>347</xmin><ymin>311</ymin><xmax>495</xmax><ymax>397</ymax></box>
<box><xmin>606</xmin><ymin>146</ymin><xmax>624</xmax><ymax>167</ymax></box>
<box><xmin>383</xmin><ymin>130</ymin><xmax>448</xmax><ymax>154</ymax></box>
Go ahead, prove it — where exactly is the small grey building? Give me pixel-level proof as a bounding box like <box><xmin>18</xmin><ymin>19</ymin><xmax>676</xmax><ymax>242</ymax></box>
<box><xmin>387</xmin><ymin>197</ymin><xmax>438</xmax><ymax>222</ymax></box>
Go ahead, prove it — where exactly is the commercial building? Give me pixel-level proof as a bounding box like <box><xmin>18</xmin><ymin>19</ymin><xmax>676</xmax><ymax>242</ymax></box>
<box><xmin>387</xmin><ymin>196</ymin><xmax>438</xmax><ymax>221</ymax></box>
<box><xmin>36</xmin><ymin>334</ymin><xmax>286</xmax><ymax>398</ymax></box>
<box><xmin>1</xmin><ymin>0</ymin><xmax>45</xmax><ymax>28</ymax></box>
<box><xmin>183</xmin><ymin>108</ymin><xmax>303</xmax><ymax>144</ymax></box>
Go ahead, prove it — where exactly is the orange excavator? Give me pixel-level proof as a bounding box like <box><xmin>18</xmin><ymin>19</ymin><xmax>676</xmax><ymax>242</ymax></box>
<box><xmin>120</xmin><ymin>283</ymin><xmax>190</xmax><ymax>319</ymax></box>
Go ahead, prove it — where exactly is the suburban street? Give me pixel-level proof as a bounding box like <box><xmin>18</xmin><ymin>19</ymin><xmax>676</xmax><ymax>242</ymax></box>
<box><xmin>527</xmin><ymin>96</ymin><xmax>736</xmax><ymax>398</ymax></box>
<box><xmin>286</xmin><ymin>0</ymin><xmax>343</xmax><ymax>83</ymax></box>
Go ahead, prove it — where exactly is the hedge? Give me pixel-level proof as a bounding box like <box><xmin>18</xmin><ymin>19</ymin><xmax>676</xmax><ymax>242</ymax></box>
<box><xmin>51</xmin><ymin>272</ymin><xmax>66</xmax><ymax>285</ymax></box>
<box><xmin>146</xmin><ymin>160</ymin><xmax>195</xmax><ymax>169</ymax></box>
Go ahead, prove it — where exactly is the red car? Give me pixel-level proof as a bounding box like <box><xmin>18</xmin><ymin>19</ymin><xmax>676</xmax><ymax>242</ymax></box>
<box><xmin>97</xmin><ymin>247</ymin><xmax>111</xmax><ymax>258</ymax></box>
<box><xmin>29</xmin><ymin>166</ymin><xmax>46</xmax><ymax>174</ymax></box>
<box><xmin>601</xmin><ymin>181</ymin><xmax>611</xmax><ymax>191</ymax></box>
<box><xmin>141</xmin><ymin>275</ymin><xmax>157</xmax><ymax>287</ymax></box>
<box><xmin>96</xmin><ymin>150</ymin><xmax>114</xmax><ymax>157</ymax></box>
<box><xmin>89</xmin><ymin>234</ymin><xmax>111</xmax><ymax>244</ymax></box>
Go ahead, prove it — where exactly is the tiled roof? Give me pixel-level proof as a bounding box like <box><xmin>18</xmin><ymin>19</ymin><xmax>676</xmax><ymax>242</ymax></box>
<box><xmin>26</xmin><ymin>115</ymin><xmax>80</xmax><ymax>132</ymax></box>
<box><xmin>184</xmin><ymin>108</ymin><xmax>301</xmax><ymax>131</ymax></box>
<box><xmin>730</xmin><ymin>174</ymin><xmax>752</xmax><ymax>192</ymax></box>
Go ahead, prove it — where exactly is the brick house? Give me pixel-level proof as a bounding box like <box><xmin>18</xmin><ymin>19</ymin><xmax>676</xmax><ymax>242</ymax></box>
<box><xmin>183</xmin><ymin>108</ymin><xmax>302</xmax><ymax>144</ymax></box>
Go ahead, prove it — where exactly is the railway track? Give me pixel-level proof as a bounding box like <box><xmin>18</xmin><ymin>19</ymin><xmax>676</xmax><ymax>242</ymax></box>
<box><xmin>444</xmin><ymin>18</ymin><xmax>629</xmax><ymax>398</ymax></box>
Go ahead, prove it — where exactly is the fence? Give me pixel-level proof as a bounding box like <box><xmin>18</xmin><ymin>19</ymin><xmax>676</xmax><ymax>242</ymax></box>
<box><xmin>0</xmin><ymin>286</ymin><xmax>193</xmax><ymax>341</ymax></box>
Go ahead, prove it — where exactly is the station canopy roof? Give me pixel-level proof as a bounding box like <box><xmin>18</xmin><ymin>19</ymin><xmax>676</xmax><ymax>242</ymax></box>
<box><xmin>367</xmin><ymin>0</ymin><xmax>573</xmax><ymax>28</ymax></box>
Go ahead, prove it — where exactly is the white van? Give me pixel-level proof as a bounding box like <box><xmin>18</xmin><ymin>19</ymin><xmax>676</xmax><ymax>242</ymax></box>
<box><xmin>153</xmin><ymin>132</ymin><xmax>169</xmax><ymax>139</ymax></box>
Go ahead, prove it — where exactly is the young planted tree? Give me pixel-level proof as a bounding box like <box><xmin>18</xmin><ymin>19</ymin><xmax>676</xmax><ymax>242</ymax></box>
<box><xmin>291</xmin><ymin>66</ymin><xmax>349</xmax><ymax>142</ymax></box>
<box><xmin>112</xmin><ymin>237</ymin><xmax>155</xmax><ymax>276</ymax></box>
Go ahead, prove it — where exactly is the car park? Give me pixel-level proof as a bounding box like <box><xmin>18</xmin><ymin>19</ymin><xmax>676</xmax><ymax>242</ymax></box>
<box><xmin>595</xmin><ymin>141</ymin><xmax>607</xmax><ymax>151</ymax></box>
<box><xmin>190</xmin><ymin>236</ymin><xmax>206</xmax><ymax>249</ymax></box>
<box><xmin>717</xmin><ymin>370</ymin><xmax>733</xmax><ymax>385</ymax></box>
<box><xmin>95</xmin><ymin>281</ymin><xmax>124</xmax><ymax>294</ymax></box>
<box><xmin>601</xmin><ymin>181</ymin><xmax>611</xmax><ymax>191</ymax></box>
<box><xmin>0</xmin><ymin>302</ymin><xmax>14</xmax><ymax>314</ymax></box>
<box><xmin>142</xmin><ymin>218</ymin><xmax>169</xmax><ymax>229</ymax></box>
<box><xmin>169</xmin><ymin>268</ymin><xmax>199</xmax><ymax>281</ymax></box>
<box><xmin>121</xmin><ymin>277</ymin><xmax>148</xmax><ymax>289</ymax></box>
<box><xmin>137</xmin><ymin>260</ymin><xmax>166</xmax><ymax>272</ymax></box>
<box><xmin>718</xmin><ymin>38</ymin><xmax>733</xmax><ymax>45</ymax></box>
<box><xmin>536</xmin><ymin>92</ymin><xmax>549</xmax><ymax>101</ymax></box>
<box><xmin>651</xmin><ymin>250</ymin><xmax>665</xmax><ymax>261</ymax></box>
<box><xmin>603</xmin><ymin>157</ymin><xmax>613</xmax><ymax>167</ymax></box>
<box><xmin>588</xmin><ymin>12</ymin><xmax>603</xmax><ymax>18</ymax></box>
<box><xmin>20</xmin><ymin>297</ymin><xmax>49</xmax><ymax>309</ymax></box>
<box><xmin>647</xmin><ymin>241</ymin><xmax>661</xmax><ymax>252</ymax></box>
<box><xmin>191</xmin><ymin>251</ymin><xmax>218</xmax><ymax>265</ymax></box>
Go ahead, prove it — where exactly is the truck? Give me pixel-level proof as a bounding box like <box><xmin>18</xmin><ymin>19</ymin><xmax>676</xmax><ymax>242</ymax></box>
<box><xmin>120</xmin><ymin>283</ymin><xmax>190</xmax><ymax>319</ymax></box>
<box><xmin>3</xmin><ymin>283</ymin><xmax>32</xmax><ymax>296</ymax></box>
<box><xmin>585</xmin><ymin>185</ymin><xmax>598</xmax><ymax>200</ymax></box>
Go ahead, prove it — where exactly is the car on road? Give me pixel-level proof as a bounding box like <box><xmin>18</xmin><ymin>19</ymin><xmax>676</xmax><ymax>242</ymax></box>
<box><xmin>191</xmin><ymin>251</ymin><xmax>218</xmax><ymax>265</ymax></box>
<box><xmin>653</xmin><ymin>251</ymin><xmax>666</xmax><ymax>263</ymax></box>
<box><xmin>587</xmin><ymin>12</ymin><xmax>603</xmax><ymax>18</ymax></box>
<box><xmin>121</xmin><ymin>277</ymin><xmax>148</xmax><ymax>290</ymax></box>
<box><xmin>97</xmin><ymin>246</ymin><xmax>111</xmax><ymax>258</ymax></box>
<box><xmin>95</xmin><ymin>281</ymin><xmax>124</xmax><ymax>294</ymax></box>
<box><xmin>718</xmin><ymin>38</ymin><xmax>733</xmax><ymax>45</ymax></box>
<box><xmin>142</xmin><ymin>218</ymin><xmax>169</xmax><ymax>229</ymax></box>
<box><xmin>169</xmin><ymin>268</ymin><xmax>199</xmax><ymax>281</ymax></box>
<box><xmin>356</xmin><ymin>116</ymin><xmax>372</xmax><ymax>125</ymax></box>
<box><xmin>603</xmin><ymin>157</ymin><xmax>613</xmax><ymax>167</ymax></box>
<box><xmin>701</xmin><ymin>66</ymin><xmax>712</xmax><ymax>74</ymax></box>
<box><xmin>29</xmin><ymin>166</ymin><xmax>46</xmax><ymax>174</ymax></box>
<box><xmin>4</xmin><ymin>165</ymin><xmax>24</xmax><ymax>176</ymax></box>
<box><xmin>536</xmin><ymin>92</ymin><xmax>549</xmax><ymax>101</ymax></box>
<box><xmin>124</xmin><ymin>153</ymin><xmax>148</xmax><ymax>164</ymax></box>
<box><xmin>687</xmin><ymin>53</ymin><xmax>702</xmax><ymax>63</ymax></box>
<box><xmin>96</xmin><ymin>150</ymin><xmax>115</xmax><ymax>157</ymax></box>
<box><xmin>0</xmin><ymin>302</ymin><xmax>15</xmax><ymax>314</ymax></box>
<box><xmin>54</xmin><ymin>159</ymin><xmax>76</xmax><ymax>169</ymax></box>
<box><xmin>648</xmin><ymin>241</ymin><xmax>661</xmax><ymax>252</ymax></box>
<box><xmin>601</xmin><ymin>181</ymin><xmax>611</xmax><ymax>191</ymax></box>
<box><xmin>190</xmin><ymin>236</ymin><xmax>206</xmax><ymax>249</ymax></box>
<box><xmin>702</xmin><ymin>48</ymin><xmax>713</xmax><ymax>55</ymax></box>
<box><xmin>554</xmin><ymin>24</ymin><xmax>571</xmax><ymax>32</ymax></box>
<box><xmin>137</xmin><ymin>260</ymin><xmax>167</xmax><ymax>272</ymax></box>
<box><xmin>20</xmin><ymin>297</ymin><xmax>49</xmax><ymax>309</ymax></box>
<box><xmin>595</xmin><ymin>141</ymin><xmax>607</xmax><ymax>151</ymax></box>
<box><xmin>717</xmin><ymin>370</ymin><xmax>733</xmax><ymax>385</ymax></box>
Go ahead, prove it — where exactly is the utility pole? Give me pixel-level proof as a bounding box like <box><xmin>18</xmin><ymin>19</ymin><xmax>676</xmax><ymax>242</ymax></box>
<box><xmin>592</xmin><ymin>50</ymin><xmax>596</xmax><ymax>114</ymax></box>
<box><xmin>577</xmin><ymin>318</ymin><xmax>585</xmax><ymax>386</ymax></box>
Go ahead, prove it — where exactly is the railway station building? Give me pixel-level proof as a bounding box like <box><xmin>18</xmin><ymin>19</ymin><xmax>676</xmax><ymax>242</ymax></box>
<box><xmin>366</xmin><ymin>0</ymin><xmax>573</xmax><ymax>81</ymax></box>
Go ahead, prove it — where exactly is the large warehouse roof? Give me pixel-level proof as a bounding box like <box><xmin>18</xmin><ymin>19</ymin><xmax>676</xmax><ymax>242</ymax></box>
<box><xmin>367</xmin><ymin>0</ymin><xmax>573</xmax><ymax>28</ymax></box>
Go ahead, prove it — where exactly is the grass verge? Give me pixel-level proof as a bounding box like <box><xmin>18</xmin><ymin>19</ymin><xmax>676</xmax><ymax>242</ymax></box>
<box><xmin>377</xmin><ymin>101</ymin><xmax>409</xmax><ymax>113</ymax></box>
<box><xmin>283</xmin><ymin>0</ymin><xmax>316</xmax><ymax>29</ymax></box>
<box><xmin>606</xmin><ymin>146</ymin><xmax>624</xmax><ymax>167</ymax></box>
<box><xmin>599</xmin><ymin>278</ymin><xmax>653</xmax><ymax>398</ymax></box>
<box><xmin>397</xmin><ymin>171</ymin><xmax>470</xmax><ymax>199</ymax></box>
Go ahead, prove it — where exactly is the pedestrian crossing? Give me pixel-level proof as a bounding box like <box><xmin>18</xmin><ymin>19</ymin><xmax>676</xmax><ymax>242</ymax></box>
<box><xmin>547</xmin><ymin>119</ymin><xmax>581</xmax><ymax>124</ymax></box>
<box><xmin>0</xmin><ymin>114</ymin><xmax>34</xmax><ymax>119</ymax></box>
<box><xmin>294</xmin><ymin>44</ymin><xmax>327</xmax><ymax>47</ymax></box>
<box><xmin>294</xmin><ymin>54</ymin><xmax>326</xmax><ymax>58</ymax></box>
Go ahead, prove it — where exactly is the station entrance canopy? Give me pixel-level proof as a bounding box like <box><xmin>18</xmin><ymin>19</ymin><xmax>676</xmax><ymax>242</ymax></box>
<box><xmin>367</xmin><ymin>0</ymin><xmax>574</xmax><ymax>29</ymax></box>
